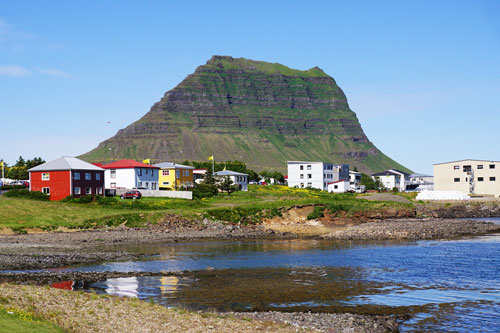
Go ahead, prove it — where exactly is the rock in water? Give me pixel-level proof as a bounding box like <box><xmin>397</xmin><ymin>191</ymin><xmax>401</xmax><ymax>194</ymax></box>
<box><xmin>81</xmin><ymin>55</ymin><xmax>409</xmax><ymax>174</ymax></box>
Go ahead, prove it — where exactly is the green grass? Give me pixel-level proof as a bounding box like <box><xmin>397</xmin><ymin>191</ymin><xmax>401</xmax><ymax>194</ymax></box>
<box><xmin>0</xmin><ymin>307</ymin><xmax>65</xmax><ymax>333</ymax></box>
<box><xmin>0</xmin><ymin>186</ymin><xmax>414</xmax><ymax>232</ymax></box>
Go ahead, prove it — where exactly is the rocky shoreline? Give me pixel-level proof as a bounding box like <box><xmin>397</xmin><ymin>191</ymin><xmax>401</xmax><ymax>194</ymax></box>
<box><xmin>323</xmin><ymin>218</ymin><xmax>500</xmax><ymax>240</ymax></box>
<box><xmin>1</xmin><ymin>218</ymin><xmax>499</xmax><ymax>272</ymax></box>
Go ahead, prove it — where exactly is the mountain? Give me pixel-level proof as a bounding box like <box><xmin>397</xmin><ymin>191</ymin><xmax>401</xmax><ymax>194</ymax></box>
<box><xmin>80</xmin><ymin>56</ymin><xmax>410</xmax><ymax>174</ymax></box>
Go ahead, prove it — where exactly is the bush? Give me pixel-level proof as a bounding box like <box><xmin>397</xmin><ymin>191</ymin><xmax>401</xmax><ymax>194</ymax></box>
<box><xmin>193</xmin><ymin>183</ymin><xmax>218</xmax><ymax>199</ymax></box>
<box><xmin>4</xmin><ymin>189</ymin><xmax>49</xmax><ymax>201</ymax></box>
<box><xmin>307</xmin><ymin>206</ymin><xmax>325</xmax><ymax>220</ymax></box>
<box><xmin>61</xmin><ymin>195</ymin><xmax>95</xmax><ymax>204</ymax></box>
<box><xmin>98</xmin><ymin>196</ymin><xmax>118</xmax><ymax>205</ymax></box>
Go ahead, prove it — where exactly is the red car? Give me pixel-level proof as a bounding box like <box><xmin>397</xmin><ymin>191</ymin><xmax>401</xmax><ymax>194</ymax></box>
<box><xmin>120</xmin><ymin>190</ymin><xmax>142</xmax><ymax>199</ymax></box>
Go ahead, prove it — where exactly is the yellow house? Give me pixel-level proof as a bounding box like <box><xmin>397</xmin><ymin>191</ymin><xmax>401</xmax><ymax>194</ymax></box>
<box><xmin>153</xmin><ymin>162</ymin><xmax>195</xmax><ymax>190</ymax></box>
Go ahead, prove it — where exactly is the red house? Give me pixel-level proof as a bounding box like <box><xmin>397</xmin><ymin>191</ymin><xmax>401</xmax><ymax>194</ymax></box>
<box><xmin>29</xmin><ymin>156</ymin><xmax>105</xmax><ymax>201</ymax></box>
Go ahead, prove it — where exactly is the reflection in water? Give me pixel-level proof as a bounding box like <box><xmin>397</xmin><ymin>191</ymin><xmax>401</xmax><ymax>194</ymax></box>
<box><xmin>56</xmin><ymin>220</ymin><xmax>500</xmax><ymax>332</ymax></box>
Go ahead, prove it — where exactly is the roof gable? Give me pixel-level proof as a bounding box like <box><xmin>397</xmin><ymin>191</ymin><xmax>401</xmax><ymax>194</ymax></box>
<box><xmin>29</xmin><ymin>157</ymin><xmax>104</xmax><ymax>172</ymax></box>
<box><xmin>214</xmin><ymin>170</ymin><xmax>248</xmax><ymax>176</ymax></box>
<box><xmin>153</xmin><ymin>162</ymin><xmax>195</xmax><ymax>169</ymax></box>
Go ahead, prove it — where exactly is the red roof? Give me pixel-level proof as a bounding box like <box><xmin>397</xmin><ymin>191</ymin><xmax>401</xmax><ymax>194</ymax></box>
<box><xmin>92</xmin><ymin>163</ymin><xmax>103</xmax><ymax>167</ymax></box>
<box><xmin>101</xmin><ymin>159</ymin><xmax>159</xmax><ymax>169</ymax></box>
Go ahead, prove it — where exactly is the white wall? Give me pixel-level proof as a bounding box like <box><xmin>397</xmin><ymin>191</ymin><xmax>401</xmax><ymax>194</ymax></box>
<box><xmin>105</xmin><ymin>168</ymin><xmax>136</xmax><ymax>189</ymax></box>
<box><xmin>288</xmin><ymin>162</ymin><xmax>325</xmax><ymax>190</ymax></box>
<box><xmin>328</xmin><ymin>181</ymin><xmax>350</xmax><ymax>193</ymax></box>
<box><xmin>115</xmin><ymin>188</ymin><xmax>192</xmax><ymax>199</ymax></box>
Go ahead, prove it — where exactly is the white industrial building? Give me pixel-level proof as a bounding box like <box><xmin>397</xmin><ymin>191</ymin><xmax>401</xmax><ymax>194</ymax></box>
<box><xmin>434</xmin><ymin>159</ymin><xmax>500</xmax><ymax>197</ymax></box>
<box><xmin>287</xmin><ymin>161</ymin><xmax>349</xmax><ymax>191</ymax></box>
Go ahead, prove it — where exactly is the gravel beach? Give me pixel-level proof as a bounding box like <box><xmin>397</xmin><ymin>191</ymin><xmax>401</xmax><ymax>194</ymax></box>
<box><xmin>323</xmin><ymin>218</ymin><xmax>500</xmax><ymax>240</ymax></box>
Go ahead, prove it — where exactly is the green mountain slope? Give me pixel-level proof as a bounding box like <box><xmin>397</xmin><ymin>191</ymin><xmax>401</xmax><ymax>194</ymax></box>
<box><xmin>80</xmin><ymin>56</ymin><xmax>410</xmax><ymax>174</ymax></box>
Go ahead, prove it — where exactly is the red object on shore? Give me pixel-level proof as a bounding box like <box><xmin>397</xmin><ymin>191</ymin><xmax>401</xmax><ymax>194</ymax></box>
<box><xmin>51</xmin><ymin>280</ymin><xmax>74</xmax><ymax>291</ymax></box>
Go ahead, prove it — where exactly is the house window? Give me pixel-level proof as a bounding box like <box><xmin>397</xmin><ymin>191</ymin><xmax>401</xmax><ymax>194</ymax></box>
<box><xmin>300</xmin><ymin>174</ymin><xmax>304</xmax><ymax>179</ymax></box>
<box><xmin>85</xmin><ymin>172</ymin><xmax>91</xmax><ymax>180</ymax></box>
<box><xmin>300</xmin><ymin>183</ymin><xmax>304</xmax><ymax>188</ymax></box>
<box><xmin>110</xmin><ymin>170</ymin><xmax>116</xmax><ymax>178</ymax></box>
<box><xmin>307</xmin><ymin>165</ymin><xmax>311</xmax><ymax>170</ymax></box>
<box><xmin>97</xmin><ymin>187</ymin><xmax>102</xmax><ymax>195</ymax></box>
<box><xmin>463</xmin><ymin>165</ymin><xmax>471</xmax><ymax>172</ymax></box>
<box><xmin>490</xmin><ymin>177</ymin><xmax>496</xmax><ymax>181</ymax></box>
<box><xmin>162</xmin><ymin>182</ymin><xmax>170</xmax><ymax>185</ymax></box>
<box><xmin>490</xmin><ymin>164</ymin><xmax>496</xmax><ymax>169</ymax></box>
<box><xmin>138</xmin><ymin>168</ymin><xmax>142</xmax><ymax>176</ymax></box>
<box><xmin>478</xmin><ymin>177</ymin><xmax>484</xmax><ymax>182</ymax></box>
<box><xmin>478</xmin><ymin>165</ymin><xmax>483</xmax><ymax>169</ymax></box>
<box><xmin>307</xmin><ymin>182</ymin><xmax>312</xmax><ymax>187</ymax></box>
<box><xmin>334</xmin><ymin>185</ymin><xmax>338</xmax><ymax>189</ymax></box>
<box><xmin>74</xmin><ymin>187</ymin><xmax>81</xmax><ymax>195</ymax></box>
<box><xmin>85</xmin><ymin>187</ymin><xmax>91</xmax><ymax>195</ymax></box>
<box><xmin>145</xmin><ymin>182</ymin><xmax>149</xmax><ymax>189</ymax></box>
<box><xmin>162</xmin><ymin>170</ymin><xmax>169</xmax><ymax>176</ymax></box>
<box><xmin>176</xmin><ymin>170</ymin><xmax>180</xmax><ymax>178</ymax></box>
<box><xmin>145</xmin><ymin>168</ymin><xmax>149</xmax><ymax>174</ymax></box>
<box><xmin>453</xmin><ymin>166</ymin><xmax>459</xmax><ymax>170</ymax></box>
<box><xmin>454</xmin><ymin>178</ymin><xmax>460</xmax><ymax>182</ymax></box>
<box><xmin>307</xmin><ymin>174</ymin><xmax>312</xmax><ymax>179</ymax></box>
<box><xmin>42</xmin><ymin>187</ymin><xmax>50</xmax><ymax>195</ymax></box>
<box><xmin>138</xmin><ymin>182</ymin><xmax>142</xmax><ymax>187</ymax></box>
<box><xmin>96</xmin><ymin>173</ymin><xmax>101</xmax><ymax>181</ymax></box>
<box><xmin>42</xmin><ymin>173</ymin><xmax>50</xmax><ymax>180</ymax></box>
<box><xmin>110</xmin><ymin>183</ymin><xmax>116</xmax><ymax>188</ymax></box>
<box><xmin>300</xmin><ymin>165</ymin><xmax>304</xmax><ymax>170</ymax></box>
<box><xmin>74</xmin><ymin>172</ymin><xmax>80</xmax><ymax>180</ymax></box>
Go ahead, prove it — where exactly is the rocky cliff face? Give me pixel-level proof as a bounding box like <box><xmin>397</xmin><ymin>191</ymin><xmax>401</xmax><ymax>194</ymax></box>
<box><xmin>80</xmin><ymin>56</ymin><xmax>409</xmax><ymax>174</ymax></box>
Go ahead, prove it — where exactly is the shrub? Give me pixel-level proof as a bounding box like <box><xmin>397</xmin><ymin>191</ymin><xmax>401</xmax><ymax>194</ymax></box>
<box><xmin>98</xmin><ymin>196</ymin><xmax>119</xmax><ymax>205</ymax></box>
<box><xmin>192</xmin><ymin>183</ymin><xmax>218</xmax><ymax>199</ymax></box>
<box><xmin>307</xmin><ymin>206</ymin><xmax>325</xmax><ymax>220</ymax></box>
<box><xmin>3</xmin><ymin>189</ymin><xmax>49</xmax><ymax>201</ymax></box>
<box><xmin>61</xmin><ymin>195</ymin><xmax>95</xmax><ymax>204</ymax></box>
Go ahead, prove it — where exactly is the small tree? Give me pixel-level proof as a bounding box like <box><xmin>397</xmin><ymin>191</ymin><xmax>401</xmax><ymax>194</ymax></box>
<box><xmin>202</xmin><ymin>171</ymin><xmax>217</xmax><ymax>186</ymax></box>
<box><xmin>192</xmin><ymin>183</ymin><xmax>218</xmax><ymax>199</ymax></box>
<box><xmin>247</xmin><ymin>170</ymin><xmax>260</xmax><ymax>183</ymax></box>
<box><xmin>360</xmin><ymin>173</ymin><xmax>384</xmax><ymax>191</ymax></box>
<box><xmin>218</xmin><ymin>176</ymin><xmax>238</xmax><ymax>195</ymax></box>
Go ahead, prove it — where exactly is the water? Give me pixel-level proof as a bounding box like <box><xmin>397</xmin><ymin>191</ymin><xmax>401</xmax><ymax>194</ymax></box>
<box><xmin>52</xmin><ymin>217</ymin><xmax>500</xmax><ymax>332</ymax></box>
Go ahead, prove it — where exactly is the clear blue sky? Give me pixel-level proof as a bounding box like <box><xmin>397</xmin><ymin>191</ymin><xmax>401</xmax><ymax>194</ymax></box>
<box><xmin>1</xmin><ymin>1</ymin><xmax>499</xmax><ymax>174</ymax></box>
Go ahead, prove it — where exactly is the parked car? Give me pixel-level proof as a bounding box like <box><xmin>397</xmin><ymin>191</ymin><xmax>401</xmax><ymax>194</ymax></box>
<box><xmin>120</xmin><ymin>190</ymin><xmax>142</xmax><ymax>199</ymax></box>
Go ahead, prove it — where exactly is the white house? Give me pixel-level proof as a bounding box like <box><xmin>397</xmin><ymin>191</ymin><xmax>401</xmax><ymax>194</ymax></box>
<box><xmin>193</xmin><ymin>169</ymin><xmax>207</xmax><ymax>184</ymax></box>
<box><xmin>327</xmin><ymin>180</ymin><xmax>350</xmax><ymax>193</ymax></box>
<box><xmin>349</xmin><ymin>170</ymin><xmax>362</xmax><ymax>186</ymax></box>
<box><xmin>214</xmin><ymin>170</ymin><xmax>248</xmax><ymax>191</ymax></box>
<box><xmin>409</xmin><ymin>173</ymin><xmax>434</xmax><ymax>191</ymax></box>
<box><xmin>287</xmin><ymin>161</ymin><xmax>349</xmax><ymax>191</ymax></box>
<box><xmin>371</xmin><ymin>169</ymin><xmax>410</xmax><ymax>192</ymax></box>
<box><xmin>101</xmin><ymin>159</ymin><xmax>159</xmax><ymax>190</ymax></box>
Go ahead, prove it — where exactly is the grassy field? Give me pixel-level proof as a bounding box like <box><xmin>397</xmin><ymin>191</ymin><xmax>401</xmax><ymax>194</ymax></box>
<box><xmin>0</xmin><ymin>186</ymin><xmax>413</xmax><ymax>232</ymax></box>
<box><xmin>0</xmin><ymin>307</ymin><xmax>64</xmax><ymax>333</ymax></box>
